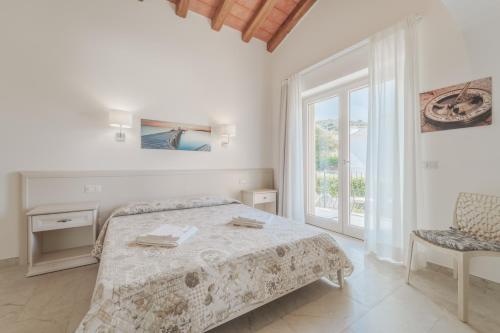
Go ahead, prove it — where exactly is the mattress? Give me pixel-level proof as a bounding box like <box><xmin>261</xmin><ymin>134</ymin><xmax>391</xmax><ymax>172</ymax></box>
<box><xmin>77</xmin><ymin>196</ymin><xmax>353</xmax><ymax>332</ymax></box>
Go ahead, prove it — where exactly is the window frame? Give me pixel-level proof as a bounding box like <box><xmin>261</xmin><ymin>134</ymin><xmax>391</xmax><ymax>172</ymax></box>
<box><xmin>302</xmin><ymin>76</ymin><xmax>369</xmax><ymax>239</ymax></box>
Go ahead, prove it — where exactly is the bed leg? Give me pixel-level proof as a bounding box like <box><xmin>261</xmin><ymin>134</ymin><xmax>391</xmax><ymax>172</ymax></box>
<box><xmin>337</xmin><ymin>269</ymin><xmax>344</xmax><ymax>289</ymax></box>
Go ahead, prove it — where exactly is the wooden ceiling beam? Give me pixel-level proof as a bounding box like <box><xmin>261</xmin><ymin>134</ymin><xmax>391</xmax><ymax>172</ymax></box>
<box><xmin>242</xmin><ymin>0</ymin><xmax>279</xmax><ymax>43</ymax></box>
<box><xmin>267</xmin><ymin>0</ymin><xmax>316</xmax><ymax>52</ymax></box>
<box><xmin>211</xmin><ymin>0</ymin><xmax>235</xmax><ymax>31</ymax></box>
<box><xmin>175</xmin><ymin>0</ymin><xmax>190</xmax><ymax>18</ymax></box>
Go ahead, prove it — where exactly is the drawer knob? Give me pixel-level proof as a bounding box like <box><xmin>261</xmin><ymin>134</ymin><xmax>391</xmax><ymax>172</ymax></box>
<box><xmin>57</xmin><ymin>218</ymin><xmax>72</xmax><ymax>223</ymax></box>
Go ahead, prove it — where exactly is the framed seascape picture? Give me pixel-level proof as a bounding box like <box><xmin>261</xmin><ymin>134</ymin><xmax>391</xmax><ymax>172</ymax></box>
<box><xmin>141</xmin><ymin>119</ymin><xmax>212</xmax><ymax>151</ymax></box>
<box><xmin>420</xmin><ymin>77</ymin><xmax>492</xmax><ymax>133</ymax></box>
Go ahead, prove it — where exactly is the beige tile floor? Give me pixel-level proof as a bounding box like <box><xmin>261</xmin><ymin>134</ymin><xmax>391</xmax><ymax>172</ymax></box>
<box><xmin>1</xmin><ymin>234</ymin><xmax>499</xmax><ymax>333</ymax></box>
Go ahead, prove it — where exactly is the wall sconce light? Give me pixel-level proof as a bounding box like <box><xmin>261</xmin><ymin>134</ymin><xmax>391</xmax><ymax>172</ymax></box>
<box><xmin>215</xmin><ymin>124</ymin><xmax>236</xmax><ymax>147</ymax></box>
<box><xmin>109</xmin><ymin>110</ymin><xmax>132</xmax><ymax>142</ymax></box>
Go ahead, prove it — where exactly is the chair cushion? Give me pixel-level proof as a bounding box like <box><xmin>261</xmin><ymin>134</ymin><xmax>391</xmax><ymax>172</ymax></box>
<box><xmin>413</xmin><ymin>229</ymin><xmax>500</xmax><ymax>252</ymax></box>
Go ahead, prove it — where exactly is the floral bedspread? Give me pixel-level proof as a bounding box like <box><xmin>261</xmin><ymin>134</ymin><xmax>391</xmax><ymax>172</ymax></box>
<box><xmin>77</xmin><ymin>197</ymin><xmax>353</xmax><ymax>333</ymax></box>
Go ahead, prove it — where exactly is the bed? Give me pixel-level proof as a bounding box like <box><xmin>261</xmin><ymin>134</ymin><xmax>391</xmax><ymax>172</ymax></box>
<box><xmin>77</xmin><ymin>196</ymin><xmax>353</xmax><ymax>332</ymax></box>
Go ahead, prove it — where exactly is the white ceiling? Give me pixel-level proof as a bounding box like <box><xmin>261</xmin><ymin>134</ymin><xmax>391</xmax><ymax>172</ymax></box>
<box><xmin>441</xmin><ymin>0</ymin><xmax>500</xmax><ymax>31</ymax></box>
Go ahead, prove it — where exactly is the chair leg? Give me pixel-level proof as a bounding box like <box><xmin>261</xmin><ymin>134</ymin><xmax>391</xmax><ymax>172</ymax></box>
<box><xmin>406</xmin><ymin>232</ymin><xmax>415</xmax><ymax>284</ymax></box>
<box><xmin>452</xmin><ymin>257</ymin><xmax>458</xmax><ymax>279</ymax></box>
<box><xmin>457</xmin><ymin>253</ymin><xmax>470</xmax><ymax>323</ymax></box>
<box><xmin>337</xmin><ymin>269</ymin><xmax>344</xmax><ymax>289</ymax></box>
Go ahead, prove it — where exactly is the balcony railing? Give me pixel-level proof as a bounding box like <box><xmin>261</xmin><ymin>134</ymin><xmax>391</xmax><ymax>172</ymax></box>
<box><xmin>315</xmin><ymin>169</ymin><xmax>366</xmax><ymax>215</ymax></box>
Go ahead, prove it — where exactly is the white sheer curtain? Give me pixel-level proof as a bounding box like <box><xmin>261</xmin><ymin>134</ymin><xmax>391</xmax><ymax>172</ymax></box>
<box><xmin>277</xmin><ymin>74</ymin><xmax>305</xmax><ymax>222</ymax></box>
<box><xmin>365</xmin><ymin>16</ymin><xmax>422</xmax><ymax>264</ymax></box>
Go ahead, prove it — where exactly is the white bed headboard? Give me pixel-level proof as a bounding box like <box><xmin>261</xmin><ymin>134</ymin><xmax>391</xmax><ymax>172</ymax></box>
<box><xmin>20</xmin><ymin>168</ymin><xmax>273</xmax><ymax>263</ymax></box>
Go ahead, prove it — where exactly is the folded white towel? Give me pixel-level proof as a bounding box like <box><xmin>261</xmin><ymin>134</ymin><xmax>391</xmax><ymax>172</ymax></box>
<box><xmin>231</xmin><ymin>221</ymin><xmax>264</xmax><ymax>229</ymax></box>
<box><xmin>136</xmin><ymin>224</ymin><xmax>198</xmax><ymax>247</ymax></box>
<box><xmin>234</xmin><ymin>216</ymin><xmax>266</xmax><ymax>224</ymax></box>
<box><xmin>230</xmin><ymin>216</ymin><xmax>267</xmax><ymax>229</ymax></box>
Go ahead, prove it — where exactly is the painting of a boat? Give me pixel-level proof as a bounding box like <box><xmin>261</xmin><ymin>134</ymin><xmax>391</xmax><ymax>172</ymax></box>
<box><xmin>141</xmin><ymin>119</ymin><xmax>212</xmax><ymax>151</ymax></box>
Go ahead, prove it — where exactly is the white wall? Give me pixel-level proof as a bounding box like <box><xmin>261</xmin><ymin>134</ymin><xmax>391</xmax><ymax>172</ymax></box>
<box><xmin>270</xmin><ymin>0</ymin><xmax>500</xmax><ymax>282</ymax></box>
<box><xmin>301</xmin><ymin>44</ymin><xmax>369</xmax><ymax>92</ymax></box>
<box><xmin>419</xmin><ymin>0</ymin><xmax>500</xmax><ymax>282</ymax></box>
<box><xmin>0</xmin><ymin>0</ymin><xmax>273</xmax><ymax>260</ymax></box>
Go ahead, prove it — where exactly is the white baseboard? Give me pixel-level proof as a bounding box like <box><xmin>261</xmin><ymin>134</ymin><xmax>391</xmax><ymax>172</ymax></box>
<box><xmin>0</xmin><ymin>257</ymin><xmax>19</xmax><ymax>268</ymax></box>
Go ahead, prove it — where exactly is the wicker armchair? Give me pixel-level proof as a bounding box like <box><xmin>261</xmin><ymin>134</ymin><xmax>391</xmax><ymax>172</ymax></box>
<box><xmin>407</xmin><ymin>192</ymin><xmax>500</xmax><ymax>323</ymax></box>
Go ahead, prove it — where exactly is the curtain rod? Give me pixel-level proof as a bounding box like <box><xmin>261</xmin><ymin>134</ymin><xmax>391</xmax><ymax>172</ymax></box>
<box><xmin>297</xmin><ymin>14</ymin><xmax>423</xmax><ymax>77</ymax></box>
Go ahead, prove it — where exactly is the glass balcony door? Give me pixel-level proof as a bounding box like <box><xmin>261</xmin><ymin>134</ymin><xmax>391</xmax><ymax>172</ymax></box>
<box><xmin>345</xmin><ymin>85</ymin><xmax>368</xmax><ymax>239</ymax></box>
<box><xmin>304</xmin><ymin>80</ymin><xmax>368</xmax><ymax>239</ymax></box>
<box><xmin>305</xmin><ymin>94</ymin><xmax>343</xmax><ymax>233</ymax></box>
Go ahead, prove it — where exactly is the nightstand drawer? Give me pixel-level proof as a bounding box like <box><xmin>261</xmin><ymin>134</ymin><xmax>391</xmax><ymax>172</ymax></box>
<box><xmin>31</xmin><ymin>211</ymin><xmax>94</xmax><ymax>232</ymax></box>
<box><xmin>254</xmin><ymin>192</ymin><xmax>276</xmax><ymax>204</ymax></box>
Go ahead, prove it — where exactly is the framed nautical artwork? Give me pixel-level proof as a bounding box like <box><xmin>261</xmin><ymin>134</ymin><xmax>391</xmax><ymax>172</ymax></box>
<box><xmin>141</xmin><ymin>119</ymin><xmax>211</xmax><ymax>151</ymax></box>
<box><xmin>420</xmin><ymin>77</ymin><xmax>492</xmax><ymax>133</ymax></box>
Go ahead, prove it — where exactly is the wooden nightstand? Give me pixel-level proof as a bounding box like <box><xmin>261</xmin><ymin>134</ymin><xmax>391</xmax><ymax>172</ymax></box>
<box><xmin>242</xmin><ymin>189</ymin><xmax>277</xmax><ymax>214</ymax></box>
<box><xmin>26</xmin><ymin>202</ymin><xmax>99</xmax><ymax>277</ymax></box>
